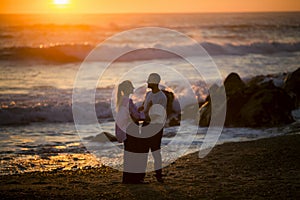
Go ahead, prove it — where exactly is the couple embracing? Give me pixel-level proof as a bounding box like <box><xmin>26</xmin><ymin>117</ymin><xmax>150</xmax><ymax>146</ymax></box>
<box><xmin>115</xmin><ymin>73</ymin><xmax>167</xmax><ymax>184</ymax></box>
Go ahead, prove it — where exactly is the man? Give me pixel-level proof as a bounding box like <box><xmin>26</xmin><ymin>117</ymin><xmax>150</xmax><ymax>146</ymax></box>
<box><xmin>141</xmin><ymin>73</ymin><xmax>167</xmax><ymax>183</ymax></box>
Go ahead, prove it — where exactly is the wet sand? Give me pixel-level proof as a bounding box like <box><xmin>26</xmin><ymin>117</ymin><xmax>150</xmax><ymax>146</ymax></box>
<box><xmin>0</xmin><ymin>134</ymin><xmax>299</xmax><ymax>199</ymax></box>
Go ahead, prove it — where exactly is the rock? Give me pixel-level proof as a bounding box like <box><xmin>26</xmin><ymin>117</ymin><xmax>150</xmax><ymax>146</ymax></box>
<box><xmin>84</xmin><ymin>132</ymin><xmax>117</xmax><ymax>143</ymax></box>
<box><xmin>247</xmin><ymin>73</ymin><xmax>286</xmax><ymax>88</ymax></box>
<box><xmin>239</xmin><ymin>83</ymin><xmax>294</xmax><ymax>127</ymax></box>
<box><xmin>222</xmin><ymin>73</ymin><xmax>248</xmax><ymax>126</ymax></box>
<box><xmin>224</xmin><ymin>72</ymin><xmax>246</xmax><ymax>96</ymax></box>
<box><xmin>162</xmin><ymin>90</ymin><xmax>174</xmax><ymax>117</ymax></box>
<box><xmin>162</xmin><ymin>89</ymin><xmax>181</xmax><ymax>127</ymax></box>
<box><xmin>224</xmin><ymin>91</ymin><xmax>247</xmax><ymax>126</ymax></box>
<box><xmin>199</xmin><ymin>72</ymin><xmax>295</xmax><ymax>127</ymax></box>
<box><xmin>102</xmin><ymin>132</ymin><xmax>118</xmax><ymax>142</ymax></box>
<box><xmin>284</xmin><ymin>68</ymin><xmax>300</xmax><ymax>108</ymax></box>
<box><xmin>200</xmin><ymin>84</ymin><xmax>227</xmax><ymax>127</ymax></box>
<box><xmin>199</xmin><ymin>101</ymin><xmax>211</xmax><ymax>127</ymax></box>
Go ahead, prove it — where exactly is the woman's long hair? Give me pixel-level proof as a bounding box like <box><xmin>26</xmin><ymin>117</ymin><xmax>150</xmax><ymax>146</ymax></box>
<box><xmin>116</xmin><ymin>80</ymin><xmax>133</xmax><ymax>111</ymax></box>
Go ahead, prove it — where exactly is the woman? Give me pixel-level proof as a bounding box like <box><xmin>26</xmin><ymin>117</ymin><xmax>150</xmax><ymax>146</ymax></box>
<box><xmin>115</xmin><ymin>80</ymin><xmax>147</xmax><ymax>184</ymax></box>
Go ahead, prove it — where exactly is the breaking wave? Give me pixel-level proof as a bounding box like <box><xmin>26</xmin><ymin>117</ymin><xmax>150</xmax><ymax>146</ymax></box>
<box><xmin>1</xmin><ymin>41</ymin><xmax>299</xmax><ymax>64</ymax></box>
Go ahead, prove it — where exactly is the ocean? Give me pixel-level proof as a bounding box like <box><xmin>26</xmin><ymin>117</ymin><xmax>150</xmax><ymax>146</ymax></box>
<box><xmin>0</xmin><ymin>12</ymin><xmax>300</xmax><ymax>175</ymax></box>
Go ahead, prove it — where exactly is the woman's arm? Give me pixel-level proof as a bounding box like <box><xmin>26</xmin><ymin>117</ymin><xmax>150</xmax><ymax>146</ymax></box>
<box><xmin>129</xmin><ymin>99</ymin><xmax>145</xmax><ymax>121</ymax></box>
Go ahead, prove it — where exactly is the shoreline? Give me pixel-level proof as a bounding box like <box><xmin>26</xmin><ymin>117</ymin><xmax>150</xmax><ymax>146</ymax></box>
<box><xmin>1</xmin><ymin>134</ymin><xmax>299</xmax><ymax>199</ymax></box>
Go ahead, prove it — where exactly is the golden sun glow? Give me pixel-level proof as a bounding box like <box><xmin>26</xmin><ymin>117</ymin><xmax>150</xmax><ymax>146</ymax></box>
<box><xmin>0</xmin><ymin>0</ymin><xmax>299</xmax><ymax>14</ymax></box>
<box><xmin>53</xmin><ymin>0</ymin><xmax>69</xmax><ymax>5</ymax></box>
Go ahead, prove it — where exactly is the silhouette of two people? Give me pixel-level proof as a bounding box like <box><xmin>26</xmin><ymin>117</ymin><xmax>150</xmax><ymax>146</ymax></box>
<box><xmin>115</xmin><ymin>73</ymin><xmax>167</xmax><ymax>184</ymax></box>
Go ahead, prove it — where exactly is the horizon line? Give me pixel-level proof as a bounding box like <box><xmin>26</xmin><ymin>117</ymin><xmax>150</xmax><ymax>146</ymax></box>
<box><xmin>1</xmin><ymin>10</ymin><xmax>300</xmax><ymax>15</ymax></box>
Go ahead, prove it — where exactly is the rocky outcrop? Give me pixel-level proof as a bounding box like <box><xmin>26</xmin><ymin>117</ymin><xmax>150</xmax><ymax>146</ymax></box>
<box><xmin>199</xmin><ymin>71</ymin><xmax>296</xmax><ymax>128</ymax></box>
<box><xmin>238</xmin><ymin>82</ymin><xmax>294</xmax><ymax>127</ymax></box>
<box><xmin>224</xmin><ymin>72</ymin><xmax>246</xmax><ymax>95</ymax></box>
<box><xmin>284</xmin><ymin>68</ymin><xmax>300</xmax><ymax>108</ymax></box>
<box><xmin>162</xmin><ymin>90</ymin><xmax>181</xmax><ymax>127</ymax></box>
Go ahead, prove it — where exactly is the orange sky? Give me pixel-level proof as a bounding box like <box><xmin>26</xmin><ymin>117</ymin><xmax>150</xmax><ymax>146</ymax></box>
<box><xmin>0</xmin><ymin>0</ymin><xmax>299</xmax><ymax>13</ymax></box>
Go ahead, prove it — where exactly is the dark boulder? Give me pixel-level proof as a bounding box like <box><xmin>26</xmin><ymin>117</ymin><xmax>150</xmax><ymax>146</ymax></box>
<box><xmin>199</xmin><ymin>84</ymin><xmax>227</xmax><ymax>127</ymax></box>
<box><xmin>199</xmin><ymin>72</ymin><xmax>295</xmax><ymax>127</ymax></box>
<box><xmin>224</xmin><ymin>72</ymin><xmax>246</xmax><ymax>95</ymax></box>
<box><xmin>162</xmin><ymin>89</ymin><xmax>181</xmax><ymax>127</ymax></box>
<box><xmin>225</xmin><ymin>90</ymin><xmax>248</xmax><ymax>126</ymax></box>
<box><xmin>200</xmin><ymin>73</ymin><xmax>247</xmax><ymax>127</ymax></box>
<box><xmin>239</xmin><ymin>82</ymin><xmax>294</xmax><ymax>127</ymax></box>
<box><xmin>223</xmin><ymin>73</ymin><xmax>248</xmax><ymax>126</ymax></box>
<box><xmin>199</xmin><ymin>101</ymin><xmax>211</xmax><ymax>126</ymax></box>
<box><xmin>162</xmin><ymin>90</ymin><xmax>175</xmax><ymax>117</ymax></box>
<box><xmin>284</xmin><ymin>68</ymin><xmax>300</xmax><ymax>108</ymax></box>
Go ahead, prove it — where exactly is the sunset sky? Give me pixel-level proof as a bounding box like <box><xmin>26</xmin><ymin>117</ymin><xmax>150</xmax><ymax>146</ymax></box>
<box><xmin>0</xmin><ymin>0</ymin><xmax>299</xmax><ymax>13</ymax></box>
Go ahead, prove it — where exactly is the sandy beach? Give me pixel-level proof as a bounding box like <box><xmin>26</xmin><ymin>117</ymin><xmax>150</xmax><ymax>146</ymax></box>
<box><xmin>0</xmin><ymin>134</ymin><xmax>299</xmax><ymax>199</ymax></box>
